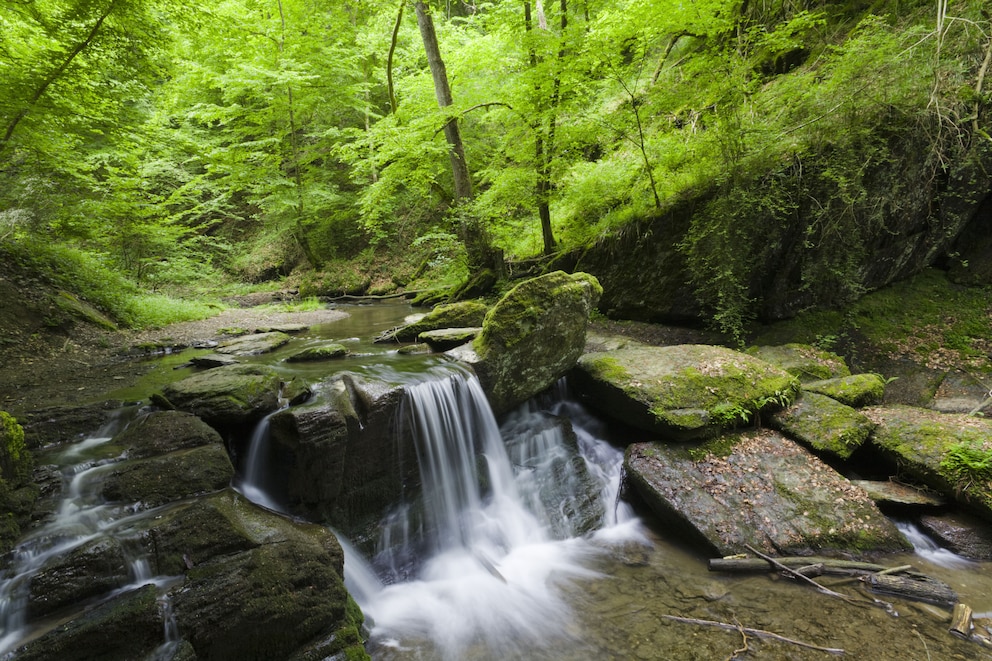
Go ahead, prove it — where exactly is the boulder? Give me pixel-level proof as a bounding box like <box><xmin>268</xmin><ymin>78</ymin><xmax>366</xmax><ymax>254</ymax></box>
<box><xmin>418</xmin><ymin>327</ymin><xmax>480</xmax><ymax>351</ymax></box>
<box><xmin>624</xmin><ymin>429</ymin><xmax>910</xmax><ymax>557</ymax></box>
<box><xmin>804</xmin><ymin>373</ymin><xmax>886</xmax><ymax>408</ymax></box>
<box><xmin>867</xmin><ymin>406</ymin><xmax>992</xmax><ymax>522</ymax></box>
<box><xmin>572</xmin><ymin>343</ymin><xmax>799</xmax><ymax>441</ymax></box>
<box><xmin>746</xmin><ymin>344</ymin><xmax>851</xmax><ymax>383</ymax></box>
<box><xmin>448</xmin><ymin>271</ymin><xmax>602</xmax><ymax>414</ymax></box>
<box><xmin>26</xmin><ymin>536</ymin><xmax>130</xmax><ymax>620</ymax></box>
<box><xmin>18</xmin><ymin>400</ymin><xmax>125</xmax><ymax>449</ymax></box>
<box><xmin>215</xmin><ymin>331</ymin><xmax>291</xmax><ymax>356</ymax></box>
<box><xmin>100</xmin><ymin>444</ymin><xmax>234</xmax><ymax>509</ymax></box>
<box><xmin>375</xmin><ymin>300</ymin><xmax>488</xmax><ymax>343</ymax></box>
<box><xmin>285</xmin><ymin>343</ymin><xmax>349</xmax><ymax>362</ymax></box>
<box><xmin>111</xmin><ymin>410</ymin><xmax>224</xmax><ymax>460</ymax></box>
<box><xmin>190</xmin><ymin>353</ymin><xmax>239</xmax><ymax>368</ymax></box>
<box><xmin>269</xmin><ymin>373</ymin><xmax>418</xmax><ymax>541</ymax></box>
<box><xmin>851</xmin><ymin>480</ymin><xmax>947</xmax><ymax>508</ymax></box>
<box><xmin>919</xmin><ymin>512</ymin><xmax>992</xmax><ymax>560</ymax></box>
<box><xmin>770</xmin><ymin>392</ymin><xmax>874</xmax><ymax>460</ymax></box>
<box><xmin>159</xmin><ymin>364</ymin><xmax>282</xmax><ymax>430</ymax></box>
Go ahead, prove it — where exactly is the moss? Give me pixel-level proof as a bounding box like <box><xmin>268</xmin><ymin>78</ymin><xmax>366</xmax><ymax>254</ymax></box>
<box><xmin>585</xmin><ymin>356</ymin><xmax>630</xmax><ymax>383</ymax></box>
<box><xmin>286</xmin><ymin>344</ymin><xmax>349</xmax><ymax>362</ymax></box>
<box><xmin>0</xmin><ymin>411</ymin><xmax>31</xmax><ymax>485</ymax></box>
<box><xmin>805</xmin><ymin>373</ymin><xmax>885</xmax><ymax>407</ymax></box>
<box><xmin>687</xmin><ymin>435</ymin><xmax>741</xmax><ymax>461</ymax></box>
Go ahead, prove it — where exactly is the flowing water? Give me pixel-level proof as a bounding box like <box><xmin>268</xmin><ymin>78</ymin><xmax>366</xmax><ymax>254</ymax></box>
<box><xmin>7</xmin><ymin>302</ymin><xmax>992</xmax><ymax>660</ymax></box>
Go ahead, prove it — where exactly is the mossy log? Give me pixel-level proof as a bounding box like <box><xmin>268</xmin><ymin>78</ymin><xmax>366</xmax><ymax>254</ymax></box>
<box><xmin>864</xmin><ymin>573</ymin><xmax>958</xmax><ymax>607</ymax></box>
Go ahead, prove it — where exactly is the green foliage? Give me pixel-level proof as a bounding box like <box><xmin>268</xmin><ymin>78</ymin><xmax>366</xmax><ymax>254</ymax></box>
<box><xmin>940</xmin><ymin>442</ymin><xmax>992</xmax><ymax>492</ymax></box>
<box><xmin>0</xmin><ymin>411</ymin><xmax>30</xmax><ymax>485</ymax></box>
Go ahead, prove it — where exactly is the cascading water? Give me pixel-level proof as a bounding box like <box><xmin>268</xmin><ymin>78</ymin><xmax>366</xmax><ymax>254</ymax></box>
<box><xmin>896</xmin><ymin>521</ymin><xmax>976</xmax><ymax>569</ymax></box>
<box><xmin>348</xmin><ymin>367</ymin><xmax>644</xmax><ymax>660</ymax></box>
<box><xmin>234</xmin><ymin>407</ymin><xmax>287</xmax><ymax>512</ymax></box>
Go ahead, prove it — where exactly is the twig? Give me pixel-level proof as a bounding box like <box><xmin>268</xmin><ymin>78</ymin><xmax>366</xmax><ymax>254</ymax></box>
<box><xmin>743</xmin><ymin>544</ymin><xmax>863</xmax><ymax>605</ymax></box>
<box><xmin>661</xmin><ymin>614</ymin><xmax>845</xmax><ymax>655</ymax></box>
<box><xmin>728</xmin><ymin>616</ymin><xmax>750</xmax><ymax>660</ymax></box>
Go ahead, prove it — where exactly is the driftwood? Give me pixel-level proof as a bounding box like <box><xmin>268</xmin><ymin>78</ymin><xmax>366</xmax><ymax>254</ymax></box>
<box><xmin>709</xmin><ymin>556</ymin><xmax>890</xmax><ymax>576</ymax></box>
<box><xmin>324</xmin><ymin>290</ymin><xmax>432</xmax><ymax>302</ymax></box>
<box><xmin>743</xmin><ymin>545</ymin><xmax>865</xmax><ymax>605</ymax></box>
<box><xmin>863</xmin><ymin>573</ymin><xmax>958</xmax><ymax>607</ymax></box>
<box><xmin>660</xmin><ymin>614</ymin><xmax>845</xmax><ymax>655</ymax></box>
<box><xmin>949</xmin><ymin>603</ymin><xmax>973</xmax><ymax>639</ymax></box>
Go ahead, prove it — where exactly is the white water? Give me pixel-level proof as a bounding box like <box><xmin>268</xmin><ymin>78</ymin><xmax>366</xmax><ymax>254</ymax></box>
<box><xmin>234</xmin><ymin>408</ymin><xmax>286</xmax><ymax>512</ymax></box>
<box><xmin>896</xmin><ymin>520</ymin><xmax>976</xmax><ymax>569</ymax></box>
<box><xmin>347</xmin><ymin>370</ymin><xmax>644</xmax><ymax>660</ymax></box>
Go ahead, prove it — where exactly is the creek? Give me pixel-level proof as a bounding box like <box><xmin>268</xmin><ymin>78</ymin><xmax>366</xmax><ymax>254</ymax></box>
<box><xmin>5</xmin><ymin>303</ymin><xmax>992</xmax><ymax>660</ymax></box>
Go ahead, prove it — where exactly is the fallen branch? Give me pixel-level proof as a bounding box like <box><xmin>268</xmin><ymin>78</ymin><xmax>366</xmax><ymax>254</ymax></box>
<box><xmin>324</xmin><ymin>290</ymin><xmax>434</xmax><ymax>302</ymax></box>
<box><xmin>660</xmin><ymin>614</ymin><xmax>845</xmax><ymax>655</ymax></box>
<box><xmin>744</xmin><ymin>544</ymin><xmax>864</xmax><ymax>605</ymax></box>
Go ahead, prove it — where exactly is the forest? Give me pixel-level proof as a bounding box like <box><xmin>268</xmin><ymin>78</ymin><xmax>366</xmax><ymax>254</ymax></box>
<box><xmin>1</xmin><ymin>0</ymin><xmax>990</xmax><ymax>336</ymax></box>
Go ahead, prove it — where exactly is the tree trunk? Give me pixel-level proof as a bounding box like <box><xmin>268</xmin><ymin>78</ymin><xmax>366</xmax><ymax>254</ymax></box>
<box><xmin>414</xmin><ymin>1</ymin><xmax>472</xmax><ymax>201</ymax></box>
<box><xmin>524</xmin><ymin>1</ymin><xmax>558</xmax><ymax>255</ymax></box>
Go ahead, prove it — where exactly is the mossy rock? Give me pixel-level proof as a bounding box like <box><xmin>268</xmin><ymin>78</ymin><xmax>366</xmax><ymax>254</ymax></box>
<box><xmin>573</xmin><ymin>343</ymin><xmax>800</xmax><ymax>441</ymax></box>
<box><xmin>54</xmin><ymin>291</ymin><xmax>118</xmax><ymax>331</ymax></box>
<box><xmin>0</xmin><ymin>411</ymin><xmax>32</xmax><ymax>484</ymax></box>
<box><xmin>450</xmin><ymin>271</ymin><xmax>602</xmax><ymax>414</ymax></box>
<box><xmin>160</xmin><ymin>364</ymin><xmax>282</xmax><ymax>430</ymax></box>
<box><xmin>746</xmin><ymin>344</ymin><xmax>851</xmax><ymax>383</ymax></box>
<box><xmin>805</xmin><ymin>373</ymin><xmax>886</xmax><ymax>408</ymax></box>
<box><xmin>624</xmin><ymin>430</ymin><xmax>910</xmax><ymax>557</ymax></box>
<box><xmin>99</xmin><ymin>444</ymin><xmax>235</xmax><ymax>509</ymax></box>
<box><xmin>286</xmin><ymin>343</ymin><xmax>349</xmax><ymax>362</ymax></box>
<box><xmin>110</xmin><ymin>410</ymin><xmax>224</xmax><ymax>460</ymax></box>
<box><xmin>417</xmin><ymin>327</ymin><xmax>481</xmax><ymax>351</ymax></box>
<box><xmin>375</xmin><ymin>300</ymin><xmax>488</xmax><ymax>343</ymax></box>
<box><xmin>215</xmin><ymin>331</ymin><xmax>292</xmax><ymax>356</ymax></box>
<box><xmin>27</xmin><ymin>536</ymin><xmax>130</xmax><ymax>620</ymax></box>
<box><xmin>770</xmin><ymin>392</ymin><xmax>874</xmax><ymax>460</ymax></box>
<box><xmin>867</xmin><ymin>406</ymin><xmax>992</xmax><ymax>522</ymax></box>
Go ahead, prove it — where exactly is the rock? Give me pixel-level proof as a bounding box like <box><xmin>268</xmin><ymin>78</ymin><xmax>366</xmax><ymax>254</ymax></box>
<box><xmin>190</xmin><ymin>353</ymin><xmax>239</xmax><ymax>368</ymax></box>
<box><xmin>26</xmin><ymin>536</ymin><xmax>130</xmax><ymax>619</ymax></box>
<box><xmin>417</xmin><ymin>327</ymin><xmax>481</xmax><ymax>351</ymax></box>
<box><xmin>111</xmin><ymin>410</ymin><xmax>224</xmax><ymax>460</ymax></box>
<box><xmin>573</xmin><ymin>343</ymin><xmax>799</xmax><ymax>441</ymax></box>
<box><xmin>282</xmin><ymin>376</ymin><xmax>312</xmax><ymax>406</ymax></box>
<box><xmin>919</xmin><ymin>511</ymin><xmax>992</xmax><ymax>560</ymax></box>
<box><xmin>851</xmin><ymin>480</ymin><xmax>947</xmax><ymax>507</ymax></box>
<box><xmin>285</xmin><ymin>343</ymin><xmax>349</xmax><ymax>362</ymax></box>
<box><xmin>169</xmin><ymin>491</ymin><xmax>367</xmax><ymax>661</ymax></box>
<box><xmin>770</xmin><ymin>392</ymin><xmax>874</xmax><ymax>460</ymax></box>
<box><xmin>100</xmin><ymin>444</ymin><xmax>234</xmax><ymax>509</ymax></box>
<box><xmin>18</xmin><ymin>400</ymin><xmax>126</xmax><ymax>449</ymax></box>
<box><xmin>375</xmin><ymin>300</ymin><xmax>488</xmax><ymax>343</ymax></box>
<box><xmin>804</xmin><ymin>373</ymin><xmax>886</xmax><ymax>408</ymax></box>
<box><xmin>269</xmin><ymin>373</ymin><xmax>418</xmax><ymax>540</ymax></box>
<box><xmin>214</xmin><ymin>331</ymin><xmax>291</xmax><ymax>356</ymax></box>
<box><xmin>747</xmin><ymin>344</ymin><xmax>851</xmax><ymax>383</ymax></box>
<box><xmin>867</xmin><ymin>406</ymin><xmax>992</xmax><ymax>522</ymax></box>
<box><xmin>268</xmin><ymin>323</ymin><xmax>309</xmax><ymax>334</ymax></box>
<box><xmin>929</xmin><ymin>370</ymin><xmax>992</xmax><ymax>414</ymax></box>
<box><xmin>11</xmin><ymin>585</ymin><xmax>165</xmax><ymax>661</ymax></box>
<box><xmin>449</xmin><ymin>271</ymin><xmax>602</xmax><ymax>414</ymax></box>
<box><xmin>624</xmin><ymin>429</ymin><xmax>910</xmax><ymax>556</ymax></box>
<box><xmin>160</xmin><ymin>364</ymin><xmax>282</xmax><ymax>430</ymax></box>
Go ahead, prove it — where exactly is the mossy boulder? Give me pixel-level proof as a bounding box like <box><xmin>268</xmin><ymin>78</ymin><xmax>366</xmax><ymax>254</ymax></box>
<box><xmin>866</xmin><ymin>406</ymin><xmax>992</xmax><ymax>522</ymax></box>
<box><xmin>285</xmin><ymin>343</ymin><xmax>349</xmax><ymax>362</ymax></box>
<box><xmin>375</xmin><ymin>300</ymin><xmax>488</xmax><ymax>343</ymax></box>
<box><xmin>26</xmin><ymin>536</ymin><xmax>131</xmax><ymax>620</ymax></box>
<box><xmin>111</xmin><ymin>410</ymin><xmax>224</xmax><ymax>459</ymax></box>
<box><xmin>159</xmin><ymin>364</ymin><xmax>282</xmax><ymax>430</ymax></box>
<box><xmin>572</xmin><ymin>343</ymin><xmax>800</xmax><ymax>441</ymax></box>
<box><xmin>624</xmin><ymin>430</ymin><xmax>910</xmax><ymax>557</ymax></box>
<box><xmin>449</xmin><ymin>271</ymin><xmax>602</xmax><ymax>414</ymax></box>
<box><xmin>746</xmin><ymin>344</ymin><xmax>851</xmax><ymax>383</ymax></box>
<box><xmin>100</xmin><ymin>444</ymin><xmax>234</xmax><ymax>508</ymax></box>
<box><xmin>770</xmin><ymin>392</ymin><xmax>875</xmax><ymax>460</ymax></box>
<box><xmin>417</xmin><ymin>327</ymin><xmax>481</xmax><ymax>351</ymax></box>
<box><xmin>215</xmin><ymin>331</ymin><xmax>291</xmax><ymax>356</ymax></box>
<box><xmin>805</xmin><ymin>373</ymin><xmax>886</xmax><ymax>408</ymax></box>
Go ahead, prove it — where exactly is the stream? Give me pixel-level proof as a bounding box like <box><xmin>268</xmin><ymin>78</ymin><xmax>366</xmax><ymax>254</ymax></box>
<box><xmin>4</xmin><ymin>302</ymin><xmax>992</xmax><ymax>660</ymax></box>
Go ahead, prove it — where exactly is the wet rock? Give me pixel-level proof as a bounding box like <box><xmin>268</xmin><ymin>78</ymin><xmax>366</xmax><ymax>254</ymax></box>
<box><xmin>282</xmin><ymin>376</ymin><xmax>313</xmax><ymax>406</ymax></box>
<box><xmin>624</xmin><ymin>429</ymin><xmax>910</xmax><ymax>557</ymax></box>
<box><xmin>449</xmin><ymin>271</ymin><xmax>602</xmax><ymax>414</ymax></box>
<box><xmin>189</xmin><ymin>353</ymin><xmax>238</xmax><ymax>368</ymax></box>
<box><xmin>851</xmin><ymin>480</ymin><xmax>947</xmax><ymax>507</ymax></box>
<box><xmin>929</xmin><ymin>370</ymin><xmax>992</xmax><ymax>414</ymax></box>
<box><xmin>159</xmin><ymin>364</ymin><xmax>282</xmax><ymax>430</ymax></box>
<box><xmin>573</xmin><ymin>343</ymin><xmax>799</xmax><ymax>441</ymax></box>
<box><xmin>919</xmin><ymin>511</ymin><xmax>992</xmax><ymax>560</ymax></box>
<box><xmin>285</xmin><ymin>343</ymin><xmax>349</xmax><ymax>362</ymax></box>
<box><xmin>746</xmin><ymin>344</ymin><xmax>851</xmax><ymax>383</ymax></box>
<box><xmin>867</xmin><ymin>406</ymin><xmax>992</xmax><ymax>523</ymax></box>
<box><xmin>27</xmin><ymin>536</ymin><xmax>130</xmax><ymax>619</ymax></box>
<box><xmin>804</xmin><ymin>373</ymin><xmax>886</xmax><ymax>408</ymax></box>
<box><xmin>100</xmin><ymin>444</ymin><xmax>234</xmax><ymax>509</ymax></box>
<box><xmin>214</xmin><ymin>331</ymin><xmax>291</xmax><ymax>356</ymax></box>
<box><xmin>418</xmin><ymin>327</ymin><xmax>481</xmax><ymax>351</ymax></box>
<box><xmin>269</xmin><ymin>373</ymin><xmax>418</xmax><ymax>539</ymax></box>
<box><xmin>770</xmin><ymin>392</ymin><xmax>874</xmax><ymax>460</ymax></box>
<box><xmin>375</xmin><ymin>300</ymin><xmax>488</xmax><ymax>343</ymax></box>
<box><xmin>12</xmin><ymin>584</ymin><xmax>165</xmax><ymax>661</ymax></box>
<box><xmin>112</xmin><ymin>410</ymin><xmax>224</xmax><ymax>459</ymax></box>
<box><xmin>18</xmin><ymin>400</ymin><xmax>125</xmax><ymax>449</ymax></box>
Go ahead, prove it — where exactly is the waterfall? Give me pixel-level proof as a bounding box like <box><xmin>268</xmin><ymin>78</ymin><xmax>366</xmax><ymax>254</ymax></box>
<box><xmin>896</xmin><ymin>521</ymin><xmax>975</xmax><ymax>569</ymax></box>
<box><xmin>234</xmin><ymin>408</ymin><xmax>285</xmax><ymax>512</ymax></box>
<box><xmin>349</xmin><ymin>369</ymin><xmax>643</xmax><ymax>660</ymax></box>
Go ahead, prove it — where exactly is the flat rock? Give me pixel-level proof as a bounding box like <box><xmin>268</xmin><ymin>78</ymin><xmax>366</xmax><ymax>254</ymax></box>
<box><xmin>215</xmin><ymin>331</ymin><xmax>291</xmax><ymax>355</ymax></box>
<box><xmin>285</xmin><ymin>343</ymin><xmax>349</xmax><ymax>362</ymax></box>
<box><xmin>190</xmin><ymin>353</ymin><xmax>238</xmax><ymax>368</ymax></box>
<box><xmin>111</xmin><ymin>410</ymin><xmax>224</xmax><ymax>459</ymax></box>
<box><xmin>919</xmin><ymin>511</ymin><xmax>992</xmax><ymax>560</ymax></box>
<box><xmin>804</xmin><ymin>373</ymin><xmax>886</xmax><ymax>408</ymax></box>
<box><xmin>770</xmin><ymin>392</ymin><xmax>874</xmax><ymax>459</ymax></box>
<box><xmin>375</xmin><ymin>301</ymin><xmax>488</xmax><ymax>343</ymax></box>
<box><xmin>99</xmin><ymin>444</ymin><xmax>235</xmax><ymax>509</ymax></box>
<box><xmin>160</xmin><ymin>364</ymin><xmax>282</xmax><ymax>429</ymax></box>
<box><xmin>747</xmin><ymin>344</ymin><xmax>851</xmax><ymax>383</ymax></box>
<box><xmin>573</xmin><ymin>344</ymin><xmax>799</xmax><ymax>441</ymax></box>
<box><xmin>418</xmin><ymin>327</ymin><xmax>481</xmax><ymax>351</ymax></box>
<box><xmin>866</xmin><ymin>406</ymin><xmax>992</xmax><ymax>523</ymax></box>
<box><xmin>851</xmin><ymin>480</ymin><xmax>947</xmax><ymax>507</ymax></box>
<box><xmin>624</xmin><ymin>429</ymin><xmax>910</xmax><ymax>557</ymax></box>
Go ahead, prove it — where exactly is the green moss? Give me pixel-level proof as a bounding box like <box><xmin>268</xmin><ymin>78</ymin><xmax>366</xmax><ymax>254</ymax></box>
<box><xmin>0</xmin><ymin>411</ymin><xmax>31</xmax><ymax>485</ymax></box>
<box><xmin>586</xmin><ymin>356</ymin><xmax>630</xmax><ymax>383</ymax></box>
<box><xmin>687</xmin><ymin>435</ymin><xmax>741</xmax><ymax>461</ymax></box>
<box><xmin>940</xmin><ymin>442</ymin><xmax>992</xmax><ymax>491</ymax></box>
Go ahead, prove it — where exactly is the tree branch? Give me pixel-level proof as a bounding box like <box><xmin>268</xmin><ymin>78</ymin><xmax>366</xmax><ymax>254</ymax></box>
<box><xmin>661</xmin><ymin>615</ymin><xmax>845</xmax><ymax>655</ymax></box>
